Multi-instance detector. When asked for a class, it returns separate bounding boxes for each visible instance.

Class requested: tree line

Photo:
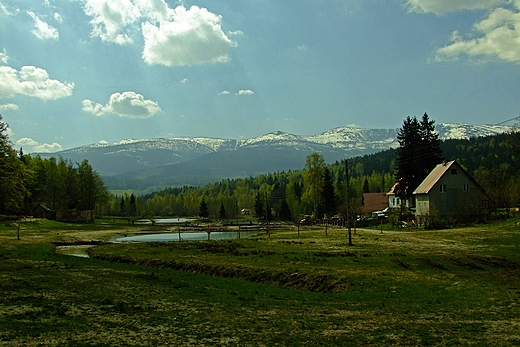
[3,112,519,221]
[0,115,109,217]
[130,115,520,222]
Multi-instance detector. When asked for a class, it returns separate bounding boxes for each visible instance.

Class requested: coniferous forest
[0,116,109,217]
[129,131,520,222]
[2,114,520,222]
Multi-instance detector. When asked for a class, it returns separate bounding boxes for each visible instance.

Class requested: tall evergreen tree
[129,193,137,216]
[418,113,443,178]
[321,167,336,216]
[278,200,292,221]
[199,197,209,218]
[0,115,29,214]
[395,113,443,203]
[395,116,421,202]
[120,196,126,216]
[254,192,264,219]
[362,177,370,193]
[219,202,227,220]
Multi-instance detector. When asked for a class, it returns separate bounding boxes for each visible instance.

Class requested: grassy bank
[1,218,520,346]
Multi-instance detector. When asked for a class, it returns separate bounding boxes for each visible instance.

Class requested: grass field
[1,218,520,346]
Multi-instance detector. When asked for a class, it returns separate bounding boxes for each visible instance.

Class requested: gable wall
[416,162,488,216]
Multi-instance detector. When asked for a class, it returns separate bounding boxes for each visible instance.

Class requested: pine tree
[219,202,226,220]
[129,193,137,216]
[199,197,209,218]
[120,196,125,216]
[278,200,292,221]
[395,116,421,201]
[418,113,443,178]
[321,167,336,216]
[395,113,443,202]
[254,192,264,219]
[362,177,370,193]
[0,115,28,214]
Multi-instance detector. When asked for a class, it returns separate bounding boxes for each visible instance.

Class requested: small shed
[32,204,55,220]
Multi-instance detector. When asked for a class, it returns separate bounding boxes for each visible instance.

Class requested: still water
[55,231,261,258]
[113,230,260,242]
[137,218,197,224]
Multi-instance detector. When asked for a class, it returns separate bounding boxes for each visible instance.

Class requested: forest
[114,130,520,223]
[2,114,519,222]
[0,116,109,217]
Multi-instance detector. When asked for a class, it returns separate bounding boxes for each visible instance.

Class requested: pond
[54,230,262,258]
[112,230,260,243]
[136,218,197,225]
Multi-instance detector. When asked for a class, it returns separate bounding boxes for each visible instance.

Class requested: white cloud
[83,91,162,118]
[82,2,235,66]
[27,11,59,40]
[236,89,254,96]
[435,4,520,64]
[15,137,62,153]
[228,30,244,36]
[406,0,505,15]
[142,5,232,66]
[54,12,63,24]
[0,65,74,100]
[33,142,62,153]
[181,78,188,84]
[0,103,19,111]
[134,0,171,22]
[0,49,8,64]
[84,0,141,45]
[0,3,13,16]
[218,90,230,96]
[16,137,39,147]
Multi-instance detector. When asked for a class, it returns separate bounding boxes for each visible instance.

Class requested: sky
[1,0,520,153]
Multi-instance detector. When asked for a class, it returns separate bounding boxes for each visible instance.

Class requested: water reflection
[55,245,93,258]
[113,231,260,243]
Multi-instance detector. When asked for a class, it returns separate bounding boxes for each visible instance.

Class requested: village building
[362,192,389,215]
[387,183,410,209]
[413,160,490,222]
[32,204,55,220]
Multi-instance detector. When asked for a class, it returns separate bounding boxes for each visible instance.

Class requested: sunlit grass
[1,217,520,346]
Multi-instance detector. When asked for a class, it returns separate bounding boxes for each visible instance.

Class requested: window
[482,200,489,209]
[440,184,447,193]
[451,169,458,174]
[463,183,470,192]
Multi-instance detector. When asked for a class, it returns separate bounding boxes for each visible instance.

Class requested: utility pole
[346,160,353,246]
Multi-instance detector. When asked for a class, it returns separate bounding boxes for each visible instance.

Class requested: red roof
[362,193,388,214]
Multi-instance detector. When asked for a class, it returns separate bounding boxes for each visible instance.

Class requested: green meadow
[1,218,520,346]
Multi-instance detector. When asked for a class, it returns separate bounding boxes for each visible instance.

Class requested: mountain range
[39,123,511,192]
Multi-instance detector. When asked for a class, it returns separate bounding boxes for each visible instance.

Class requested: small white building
[387,183,410,209]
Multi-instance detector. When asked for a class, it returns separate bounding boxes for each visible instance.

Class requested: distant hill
[38,123,511,191]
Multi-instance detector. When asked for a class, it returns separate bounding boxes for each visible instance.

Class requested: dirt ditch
[88,251,349,293]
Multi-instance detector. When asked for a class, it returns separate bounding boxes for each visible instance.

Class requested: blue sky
[1,0,519,152]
